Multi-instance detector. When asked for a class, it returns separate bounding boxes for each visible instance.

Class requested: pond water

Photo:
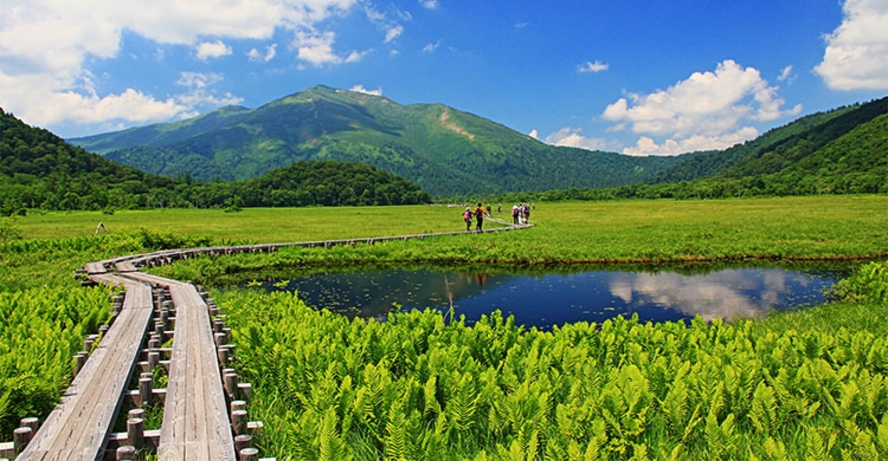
[255,265,847,329]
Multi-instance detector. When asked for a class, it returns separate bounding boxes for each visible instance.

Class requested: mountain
[0,108,431,214]
[71,85,690,197]
[647,96,888,185]
[539,96,888,201]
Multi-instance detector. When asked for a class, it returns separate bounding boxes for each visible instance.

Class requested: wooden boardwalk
[6,220,530,460]
[16,276,153,461]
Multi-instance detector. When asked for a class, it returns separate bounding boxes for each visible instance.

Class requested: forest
[0,108,430,215]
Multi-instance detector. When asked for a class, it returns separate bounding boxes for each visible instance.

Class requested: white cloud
[0,0,362,136]
[777,65,794,82]
[349,85,382,96]
[815,0,888,90]
[423,41,441,53]
[294,30,368,66]
[602,59,801,155]
[543,127,619,152]
[247,44,277,63]
[578,60,609,73]
[385,25,404,43]
[195,40,233,61]
[173,71,243,113]
[419,0,439,10]
[623,127,759,156]
[528,129,539,139]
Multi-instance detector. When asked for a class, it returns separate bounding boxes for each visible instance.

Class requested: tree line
[0,109,431,215]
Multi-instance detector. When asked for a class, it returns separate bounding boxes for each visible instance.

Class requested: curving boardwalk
[5,219,530,460]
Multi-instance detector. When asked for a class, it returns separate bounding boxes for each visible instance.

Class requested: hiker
[512,205,519,225]
[524,204,531,223]
[474,203,485,232]
[497,203,502,214]
[463,207,472,231]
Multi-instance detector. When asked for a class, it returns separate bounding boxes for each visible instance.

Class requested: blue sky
[1,0,887,155]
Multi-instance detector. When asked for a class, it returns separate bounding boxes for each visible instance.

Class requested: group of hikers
[462,202,533,232]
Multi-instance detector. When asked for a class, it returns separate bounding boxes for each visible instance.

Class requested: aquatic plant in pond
[252,264,846,328]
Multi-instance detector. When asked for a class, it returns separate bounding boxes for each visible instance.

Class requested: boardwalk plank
[18,277,153,461]
[154,281,235,461]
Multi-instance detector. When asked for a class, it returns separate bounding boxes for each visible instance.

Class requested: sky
[1,0,887,156]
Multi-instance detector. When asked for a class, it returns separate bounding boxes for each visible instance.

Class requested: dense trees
[0,109,431,215]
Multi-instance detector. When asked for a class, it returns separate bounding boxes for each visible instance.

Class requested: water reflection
[256,265,845,329]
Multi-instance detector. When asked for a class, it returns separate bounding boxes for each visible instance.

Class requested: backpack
[475,208,483,218]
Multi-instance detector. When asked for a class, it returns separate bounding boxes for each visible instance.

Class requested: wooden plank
[84,262,106,275]
[114,261,138,273]
[18,278,153,461]
[155,280,235,461]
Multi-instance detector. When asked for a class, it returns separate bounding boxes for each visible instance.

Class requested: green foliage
[0,285,112,435]
[215,265,888,460]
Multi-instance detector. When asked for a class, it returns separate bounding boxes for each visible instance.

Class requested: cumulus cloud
[815,0,888,90]
[294,30,369,66]
[543,127,619,152]
[602,59,801,156]
[0,0,361,135]
[419,0,439,10]
[350,84,383,96]
[196,40,233,61]
[578,60,609,73]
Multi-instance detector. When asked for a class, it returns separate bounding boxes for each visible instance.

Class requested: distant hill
[648,96,888,185]
[0,109,430,214]
[71,85,690,197]
[539,96,888,201]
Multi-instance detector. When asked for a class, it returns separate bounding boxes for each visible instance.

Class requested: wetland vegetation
[2,196,887,459]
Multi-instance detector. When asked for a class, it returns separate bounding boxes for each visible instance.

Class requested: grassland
[2,195,887,459]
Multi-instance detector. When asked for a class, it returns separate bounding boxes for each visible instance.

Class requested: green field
[2,195,888,459]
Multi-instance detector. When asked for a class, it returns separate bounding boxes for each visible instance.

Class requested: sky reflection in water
[265,267,841,329]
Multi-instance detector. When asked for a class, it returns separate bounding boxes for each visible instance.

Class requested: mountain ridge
[70,86,690,196]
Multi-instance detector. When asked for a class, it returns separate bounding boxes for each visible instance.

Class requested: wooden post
[116,445,136,461]
[224,371,238,397]
[238,447,259,461]
[237,383,252,401]
[148,350,160,369]
[139,376,153,407]
[127,418,144,449]
[231,409,248,436]
[84,336,95,353]
[13,426,33,454]
[217,345,230,365]
[234,434,252,453]
[214,332,227,348]
[128,408,145,421]
[73,352,87,378]
[20,417,39,433]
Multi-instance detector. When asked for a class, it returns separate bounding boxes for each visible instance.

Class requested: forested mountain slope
[0,109,430,213]
[71,86,690,196]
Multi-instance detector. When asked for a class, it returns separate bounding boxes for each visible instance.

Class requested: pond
[253,264,848,329]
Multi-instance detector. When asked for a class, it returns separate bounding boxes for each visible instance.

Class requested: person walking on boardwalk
[474,203,485,232]
[512,204,519,225]
[523,204,531,224]
[463,207,473,231]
